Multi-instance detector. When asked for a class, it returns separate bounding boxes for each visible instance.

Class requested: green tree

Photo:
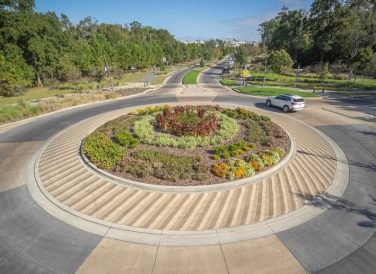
[0,48,33,96]
[269,50,294,75]
[235,46,248,67]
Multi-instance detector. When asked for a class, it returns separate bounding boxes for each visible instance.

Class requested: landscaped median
[82,105,291,186]
[182,68,204,84]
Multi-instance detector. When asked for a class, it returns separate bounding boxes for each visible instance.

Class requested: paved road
[163,66,197,87]
[199,57,230,85]
[0,65,375,273]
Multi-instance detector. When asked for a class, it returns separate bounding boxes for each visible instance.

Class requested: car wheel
[266,100,271,107]
[283,105,289,113]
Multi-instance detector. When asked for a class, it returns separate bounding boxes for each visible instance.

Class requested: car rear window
[294,98,304,102]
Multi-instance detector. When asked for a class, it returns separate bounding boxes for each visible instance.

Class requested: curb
[0,65,193,134]
[79,125,296,193]
[26,101,349,246]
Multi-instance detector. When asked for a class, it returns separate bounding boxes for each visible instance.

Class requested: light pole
[103,55,114,91]
[293,65,303,88]
[130,66,136,82]
[262,53,268,93]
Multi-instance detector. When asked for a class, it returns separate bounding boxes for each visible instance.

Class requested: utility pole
[293,65,302,88]
[262,53,267,93]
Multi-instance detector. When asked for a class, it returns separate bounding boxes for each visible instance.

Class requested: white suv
[266,94,305,112]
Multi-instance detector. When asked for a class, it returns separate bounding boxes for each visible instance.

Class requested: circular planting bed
[82,105,291,186]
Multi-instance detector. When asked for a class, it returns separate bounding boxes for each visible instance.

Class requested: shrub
[222,108,271,121]
[134,111,239,148]
[211,159,255,180]
[245,121,266,143]
[212,154,221,160]
[213,140,255,158]
[135,105,171,116]
[223,152,231,159]
[156,106,218,136]
[97,116,140,135]
[131,150,208,182]
[211,162,229,178]
[245,154,265,172]
[117,159,150,178]
[114,131,140,148]
[269,147,286,158]
[268,150,281,165]
[258,151,273,167]
[83,132,124,169]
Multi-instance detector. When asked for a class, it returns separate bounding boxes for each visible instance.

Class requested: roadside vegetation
[0,0,236,125]
[82,105,290,186]
[235,87,319,98]
[1,1,232,98]
[0,88,146,125]
[224,1,375,95]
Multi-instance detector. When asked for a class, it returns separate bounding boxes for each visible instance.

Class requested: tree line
[259,0,376,78]
[0,0,231,96]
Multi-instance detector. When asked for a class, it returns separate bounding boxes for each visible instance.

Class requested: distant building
[179,39,259,47]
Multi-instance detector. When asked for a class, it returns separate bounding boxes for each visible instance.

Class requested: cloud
[223,11,277,41]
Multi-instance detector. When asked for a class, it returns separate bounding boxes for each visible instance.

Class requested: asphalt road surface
[0,66,375,273]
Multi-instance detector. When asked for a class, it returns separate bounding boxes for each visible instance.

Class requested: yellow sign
[242,70,249,77]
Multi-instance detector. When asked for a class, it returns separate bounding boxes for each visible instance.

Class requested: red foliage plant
[156,106,218,136]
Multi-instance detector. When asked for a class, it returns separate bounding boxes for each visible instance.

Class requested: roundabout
[30,100,347,247]
[0,64,375,273]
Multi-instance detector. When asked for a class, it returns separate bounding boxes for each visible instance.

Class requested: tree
[269,50,294,75]
[0,5,235,96]
[234,46,248,67]
[200,59,205,67]
[0,0,34,12]
[259,7,312,65]
[0,48,33,96]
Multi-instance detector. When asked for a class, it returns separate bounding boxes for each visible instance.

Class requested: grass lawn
[236,86,319,98]
[249,72,376,90]
[220,79,238,86]
[0,87,75,107]
[182,69,202,84]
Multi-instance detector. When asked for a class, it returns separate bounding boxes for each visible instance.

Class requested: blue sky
[35,0,312,41]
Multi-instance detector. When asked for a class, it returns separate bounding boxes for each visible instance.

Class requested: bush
[211,162,229,178]
[211,159,255,180]
[245,121,266,143]
[222,108,271,121]
[117,159,150,178]
[245,154,265,172]
[114,131,140,148]
[269,147,286,158]
[83,132,124,169]
[258,151,274,167]
[268,150,281,165]
[214,140,255,159]
[156,106,218,136]
[97,116,140,135]
[135,105,171,116]
[134,111,239,148]
[131,150,209,182]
